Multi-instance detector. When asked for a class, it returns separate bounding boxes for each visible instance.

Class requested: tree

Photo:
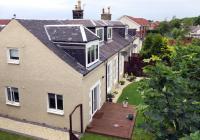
[139,45,200,139]
[180,131,200,140]
[157,21,170,35]
[194,16,200,26]
[140,34,170,63]
[192,38,200,46]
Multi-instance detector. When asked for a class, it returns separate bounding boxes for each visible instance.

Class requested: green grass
[0,130,33,140]
[81,82,155,140]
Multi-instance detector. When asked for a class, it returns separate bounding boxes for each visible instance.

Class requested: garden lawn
[0,130,33,140]
[81,82,155,140]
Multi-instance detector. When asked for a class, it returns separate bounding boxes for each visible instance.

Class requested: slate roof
[18,19,94,75]
[65,19,105,27]
[16,19,133,75]
[190,25,200,33]
[45,25,98,43]
[100,30,133,61]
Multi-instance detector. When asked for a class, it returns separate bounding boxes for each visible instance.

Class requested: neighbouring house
[119,15,150,54]
[189,25,200,38]
[0,19,10,31]
[0,1,136,139]
[149,21,159,30]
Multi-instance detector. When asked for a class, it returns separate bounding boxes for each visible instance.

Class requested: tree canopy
[139,45,200,139]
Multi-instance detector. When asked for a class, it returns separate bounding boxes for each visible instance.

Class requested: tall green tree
[139,45,200,139]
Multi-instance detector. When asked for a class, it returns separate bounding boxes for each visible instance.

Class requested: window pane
[96,45,98,59]
[87,48,91,64]
[10,49,19,60]
[7,88,12,101]
[91,46,95,62]
[12,88,19,102]
[57,95,63,110]
[48,93,56,109]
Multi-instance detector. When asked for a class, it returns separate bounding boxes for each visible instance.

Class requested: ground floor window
[6,87,20,106]
[48,93,64,115]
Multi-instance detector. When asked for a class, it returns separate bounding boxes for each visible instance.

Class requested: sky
[0,0,200,21]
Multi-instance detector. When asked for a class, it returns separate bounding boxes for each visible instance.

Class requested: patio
[86,102,137,140]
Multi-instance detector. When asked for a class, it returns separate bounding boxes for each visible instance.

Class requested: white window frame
[5,87,20,106]
[107,61,112,92]
[89,80,101,121]
[125,26,128,36]
[85,40,100,68]
[119,54,124,75]
[7,48,20,64]
[47,93,64,115]
[113,56,118,84]
[107,27,112,39]
[96,27,104,42]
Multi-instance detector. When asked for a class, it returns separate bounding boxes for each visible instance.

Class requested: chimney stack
[72,0,84,19]
[101,7,112,20]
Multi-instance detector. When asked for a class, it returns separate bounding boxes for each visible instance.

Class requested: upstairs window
[48,93,64,115]
[6,87,20,106]
[7,48,19,64]
[107,27,112,39]
[96,28,104,42]
[86,44,99,67]
[125,26,128,36]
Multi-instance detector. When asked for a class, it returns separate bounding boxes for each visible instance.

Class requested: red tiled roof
[0,19,10,25]
[127,16,150,26]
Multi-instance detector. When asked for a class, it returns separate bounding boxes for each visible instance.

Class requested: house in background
[119,15,150,54]
[189,25,200,38]
[0,19,10,31]
[0,1,136,139]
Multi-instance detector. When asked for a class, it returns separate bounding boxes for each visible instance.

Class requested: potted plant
[119,80,125,85]
[113,91,119,95]
[123,97,129,108]
[127,73,136,82]
[107,93,114,102]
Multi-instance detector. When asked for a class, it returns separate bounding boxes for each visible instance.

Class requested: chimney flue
[72,0,84,19]
[101,7,112,20]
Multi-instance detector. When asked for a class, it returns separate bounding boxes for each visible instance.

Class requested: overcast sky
[0,0,200,21]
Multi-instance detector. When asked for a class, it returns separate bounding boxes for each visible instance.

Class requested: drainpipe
[118,52,120,83]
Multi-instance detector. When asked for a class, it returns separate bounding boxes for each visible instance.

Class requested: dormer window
[107,27,112,39]
[125,26,128,36]
[86,41,99,68]
[7,48,19,64]
[96,28,104,42]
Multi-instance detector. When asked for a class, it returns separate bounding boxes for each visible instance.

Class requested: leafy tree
[170,18,181,29]
[157,21,170,35]
[192,38,200,46]
[140,34,171,63]
[139,45,200,139]
[180,131,200,140]
[194,16,200,25]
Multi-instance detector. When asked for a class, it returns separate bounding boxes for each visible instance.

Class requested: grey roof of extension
[45,25,99,43]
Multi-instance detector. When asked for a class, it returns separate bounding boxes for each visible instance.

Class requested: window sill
[7,60,20,65]
[47,109,64,116]
[6,102,20,107]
